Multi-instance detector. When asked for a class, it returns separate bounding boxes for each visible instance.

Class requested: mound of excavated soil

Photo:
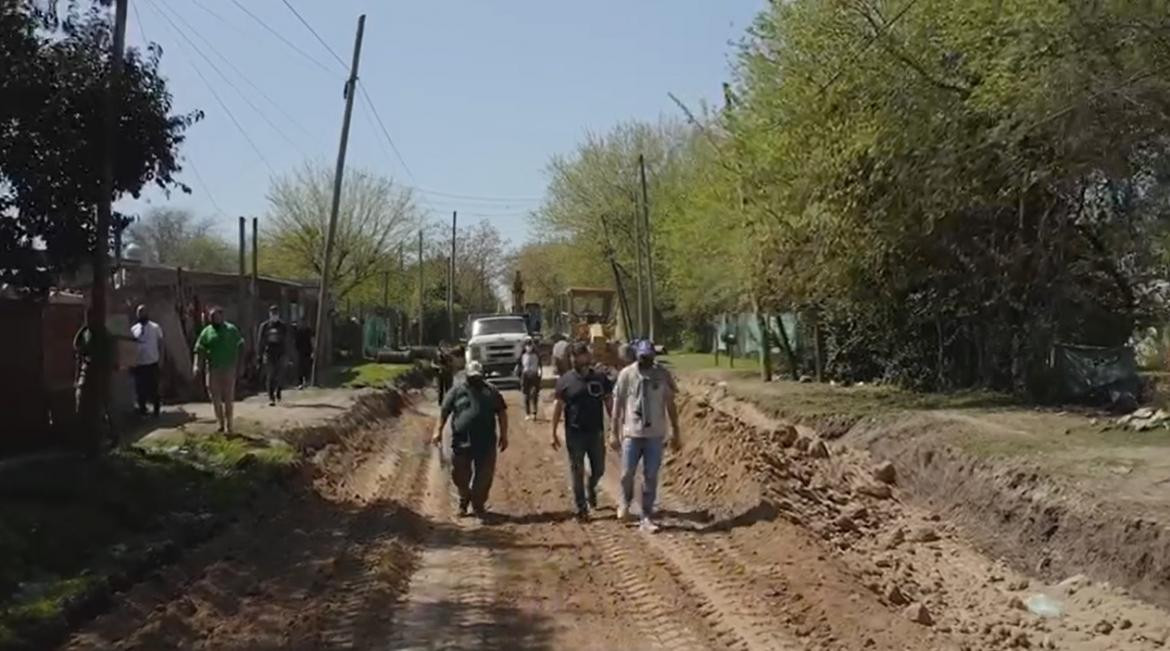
[675,380,1170,650]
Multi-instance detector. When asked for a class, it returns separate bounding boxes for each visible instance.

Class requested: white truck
[464,315,530,379]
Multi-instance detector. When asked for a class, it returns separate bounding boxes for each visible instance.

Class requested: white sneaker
[616,503,629,521]
[639,517,659,534]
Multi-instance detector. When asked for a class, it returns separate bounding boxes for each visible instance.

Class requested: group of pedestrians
[432,337,680,532]
[90,303,315,435]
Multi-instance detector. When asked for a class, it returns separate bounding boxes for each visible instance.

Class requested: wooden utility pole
[80,0,128,447]
[397,243,405,346]
[448,211,456,341]
[251,215,258,321]
[639,153,656,342]
[311,14,365,386]
[417,228,424,346]
[632,187,646,339]
[237,216,246,333]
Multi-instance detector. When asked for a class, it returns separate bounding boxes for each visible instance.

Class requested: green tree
[125,208,234,272]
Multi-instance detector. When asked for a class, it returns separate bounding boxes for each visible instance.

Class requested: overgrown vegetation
[0,440,293,649]
[528,0,1170,395]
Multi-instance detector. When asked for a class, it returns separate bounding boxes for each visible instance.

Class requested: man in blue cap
[611,339,681,532]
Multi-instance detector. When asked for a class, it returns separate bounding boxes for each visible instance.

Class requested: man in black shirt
[256,305,289,405]
[551,342,613,519]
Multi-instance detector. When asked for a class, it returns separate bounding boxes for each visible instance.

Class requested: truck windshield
[473,318,527,336]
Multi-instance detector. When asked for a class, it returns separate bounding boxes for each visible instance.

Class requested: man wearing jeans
[551,342,613,519]
[611,340,681,532]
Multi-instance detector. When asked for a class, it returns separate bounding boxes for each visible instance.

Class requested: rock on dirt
[1095,620,1114,635]
[903,602,934,626]
[809,440,830,459]
[873,461,897,484]
[857,482,893,499]
[907,526,940,543]
[885,584,910,606]
[773,425,799,447]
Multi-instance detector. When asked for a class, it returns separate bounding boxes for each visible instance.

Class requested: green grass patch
[324,362,413,389]
[0,433,298,649]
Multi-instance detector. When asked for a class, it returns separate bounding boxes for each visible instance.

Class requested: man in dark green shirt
[431,361,509,517]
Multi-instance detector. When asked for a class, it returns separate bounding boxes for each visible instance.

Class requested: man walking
[256,305,289,405]
[552,335,570,377]
[193,307,244,434]
[431,361,509,517]
[294,321,314,389]
[435,341,454,405]
[551,342,612,519]
[519,339,542,420]
[130,304,164,417]
[611,340,681,532]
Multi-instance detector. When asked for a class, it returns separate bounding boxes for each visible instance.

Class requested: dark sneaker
[473,504,488,519]
[458,499,471,517]
[576,508,590,522]
[586,487,598,509]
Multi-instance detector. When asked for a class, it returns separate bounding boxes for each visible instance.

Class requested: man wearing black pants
[294,321,314,389]
[257,305,289,405]
[130,304,164,417]
[431,361,509,517]
[550,342,613,519]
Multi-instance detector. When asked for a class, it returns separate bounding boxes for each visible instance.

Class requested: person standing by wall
[256,305,289,406]
[294,321,314,389]
[430,361,509,518]
[551,342,613,519]
[435,341,454,405]
[519,339,542,420]
[129,304,164,417]
[193,307,244,434]
[611,340,682,533]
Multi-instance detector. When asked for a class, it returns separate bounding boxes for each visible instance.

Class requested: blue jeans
[620,437,664,517]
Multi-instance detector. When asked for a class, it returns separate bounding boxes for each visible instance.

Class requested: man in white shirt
[611,340,681,532]
[130,304,164,417]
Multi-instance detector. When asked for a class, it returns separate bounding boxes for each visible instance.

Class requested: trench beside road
[61,385,1170,651]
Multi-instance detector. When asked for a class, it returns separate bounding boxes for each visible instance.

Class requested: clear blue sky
[120,0,763,246]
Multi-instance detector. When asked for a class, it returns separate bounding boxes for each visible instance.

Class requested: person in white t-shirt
[130,304,164,417]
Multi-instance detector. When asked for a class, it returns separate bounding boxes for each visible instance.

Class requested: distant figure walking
[130,304,164,418]
[519,339,542,420]
[294,321,314,389]
[257,305,289,406]
[435,341,454,405]
[612,340,682,533]
[193,307,244,434]
[552,335,570,377]
[431,361,509,518]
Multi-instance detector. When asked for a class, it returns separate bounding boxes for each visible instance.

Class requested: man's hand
[609,432,622,451]
[667,434,683,452]
[550,430,561,451]
[498,434,509,453]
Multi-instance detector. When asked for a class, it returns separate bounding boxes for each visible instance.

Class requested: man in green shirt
[193,307,244,433]
[431,361,509,517]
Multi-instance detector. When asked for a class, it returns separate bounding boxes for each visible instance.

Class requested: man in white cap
[611,340,681,532]
[431,360,509,517]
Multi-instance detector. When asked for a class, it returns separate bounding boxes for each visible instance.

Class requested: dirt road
[62,386,1170,650]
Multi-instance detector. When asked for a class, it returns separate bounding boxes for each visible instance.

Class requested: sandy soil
[58,382,1170,650]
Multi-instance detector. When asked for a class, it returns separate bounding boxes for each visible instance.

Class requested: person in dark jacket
[550,342,613,519]
[431,361,509,517]
[256,305,289,405]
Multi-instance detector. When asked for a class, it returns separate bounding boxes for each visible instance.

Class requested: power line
[278,0,348,69]
[143,1,275,176]
[187,158,226,217]
[149,0,310,159]
[159,0,321,146]
[226,0,339,76]
[413,188,543,203]
[357,81,416,183]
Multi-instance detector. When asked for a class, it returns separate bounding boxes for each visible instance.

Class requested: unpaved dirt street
[63,385,1170,650]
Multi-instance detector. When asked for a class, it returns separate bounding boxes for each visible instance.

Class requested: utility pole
[80,0,128,447]
[238,216,246,350]
[632,187,646,339]
[417,228,424,346]
[448,211,456,341]
[639,153,656,342]
[311,14,365,386]
[397,242,405,346]
[251,216,258,326]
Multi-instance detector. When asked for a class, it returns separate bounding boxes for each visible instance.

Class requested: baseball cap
[466,360,484,377]
[635,340,655,358]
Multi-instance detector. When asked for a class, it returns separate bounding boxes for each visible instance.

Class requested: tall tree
[263,161,420,302]
[124,208,234,271]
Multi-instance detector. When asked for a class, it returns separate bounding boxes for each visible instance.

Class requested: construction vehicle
[555,287,623,368]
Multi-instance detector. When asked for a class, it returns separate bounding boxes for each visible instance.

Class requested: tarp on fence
[712,312,800,357]
[1052,343,1139,404]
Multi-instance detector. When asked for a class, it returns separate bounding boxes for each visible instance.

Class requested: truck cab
[465,315,530,378]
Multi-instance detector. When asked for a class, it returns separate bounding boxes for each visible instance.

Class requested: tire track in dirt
[592,471,801,651]
[386,407,501,650]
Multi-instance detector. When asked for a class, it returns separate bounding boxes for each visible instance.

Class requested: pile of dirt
[673,380,1170,650]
